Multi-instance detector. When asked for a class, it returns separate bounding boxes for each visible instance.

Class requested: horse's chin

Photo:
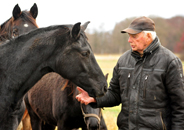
[77,84,106,98]
[88,89,105,98]
[88,93,96,98]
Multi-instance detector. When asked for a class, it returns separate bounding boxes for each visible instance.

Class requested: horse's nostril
[103,86,107,93]
[88,124,99,130]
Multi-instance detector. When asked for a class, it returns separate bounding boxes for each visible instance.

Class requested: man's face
[128,32,149,54]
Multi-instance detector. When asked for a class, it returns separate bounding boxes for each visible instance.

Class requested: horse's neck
[0,30,60,102]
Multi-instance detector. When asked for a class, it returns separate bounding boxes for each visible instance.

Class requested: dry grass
[95,54,121,130]
[95,54,121,84]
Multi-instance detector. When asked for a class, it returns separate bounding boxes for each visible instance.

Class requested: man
[76,16,184,130]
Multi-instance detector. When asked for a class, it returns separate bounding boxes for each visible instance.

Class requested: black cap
[121,16,155,34]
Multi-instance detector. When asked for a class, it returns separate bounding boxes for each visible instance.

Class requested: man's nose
[128,37,131,43]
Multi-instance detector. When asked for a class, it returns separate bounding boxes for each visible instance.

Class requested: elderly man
[76,16,184,130]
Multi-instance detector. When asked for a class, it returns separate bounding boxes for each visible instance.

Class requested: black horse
[24,72,108,130]
[0,22,107,130]
[0,3,38,42]
[0,3,38,130]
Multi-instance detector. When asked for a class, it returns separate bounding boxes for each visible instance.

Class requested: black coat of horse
[0,22,107,130]
[24,72,108,130]
[0,3,38,130]
[0,3,38,42]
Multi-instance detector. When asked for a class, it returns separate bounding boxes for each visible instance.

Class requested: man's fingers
[81,99,88,105]
[76,94,89,105]
[76,87,90,105]
[77,87,85,93]
[76,95,81,101]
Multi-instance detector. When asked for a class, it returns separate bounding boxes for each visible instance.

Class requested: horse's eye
[81,52,89,57]
[12,29,19,38]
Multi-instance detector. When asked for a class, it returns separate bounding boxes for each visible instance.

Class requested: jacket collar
[131,36,160,59]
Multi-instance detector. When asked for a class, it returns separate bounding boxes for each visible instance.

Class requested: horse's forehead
[13,19,37,31]
[13,20,28,28]
[78,33,90,47]
[13,18,31,26]
[13,11,36,26]
[77,40,91,51]
[82,105,100,115]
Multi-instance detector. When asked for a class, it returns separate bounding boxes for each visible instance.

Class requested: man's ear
[147,33,152,42]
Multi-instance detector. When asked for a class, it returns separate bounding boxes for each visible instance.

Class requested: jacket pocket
[139,109,164,129]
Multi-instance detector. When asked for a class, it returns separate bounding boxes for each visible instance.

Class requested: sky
[0,0,184,32]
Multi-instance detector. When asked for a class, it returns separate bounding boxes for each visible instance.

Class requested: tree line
[86,16,184,59]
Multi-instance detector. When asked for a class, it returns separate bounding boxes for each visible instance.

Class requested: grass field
[95,54,121,130]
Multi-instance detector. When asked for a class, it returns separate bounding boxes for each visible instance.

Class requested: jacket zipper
[143,75,148,99]
[126,73,131,97]
[136,56,147,129]
[160,112,167,130]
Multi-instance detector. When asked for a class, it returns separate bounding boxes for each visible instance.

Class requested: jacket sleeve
[165,57,184,129]
[90,63,121,108]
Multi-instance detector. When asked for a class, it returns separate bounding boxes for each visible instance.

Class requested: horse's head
[81,103,101,130]
[0,3,38,41]
[54,22,107,97]
[11,3,38,38]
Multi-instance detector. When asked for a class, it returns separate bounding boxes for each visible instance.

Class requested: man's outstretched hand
[76,87,96,105]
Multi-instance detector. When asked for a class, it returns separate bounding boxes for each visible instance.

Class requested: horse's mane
[24,24,71,37]
[0,17,12,30]
[61,79,78,99]
[0,24,77,59]
[0,24,69,45]
[0,11,38,42]
[0,23,89,56]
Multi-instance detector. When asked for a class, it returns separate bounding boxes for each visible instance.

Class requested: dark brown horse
[24,72,108,130]
[0,3,38,43]
[0,21,107,130]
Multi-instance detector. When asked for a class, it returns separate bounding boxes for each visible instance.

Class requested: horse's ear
[13,4,21,20]
[72,22,81,40]
[30,3,38,19]
[81,21,90,31]
[105,73,109,80]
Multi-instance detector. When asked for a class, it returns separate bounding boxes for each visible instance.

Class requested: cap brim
[121,28,142,34]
